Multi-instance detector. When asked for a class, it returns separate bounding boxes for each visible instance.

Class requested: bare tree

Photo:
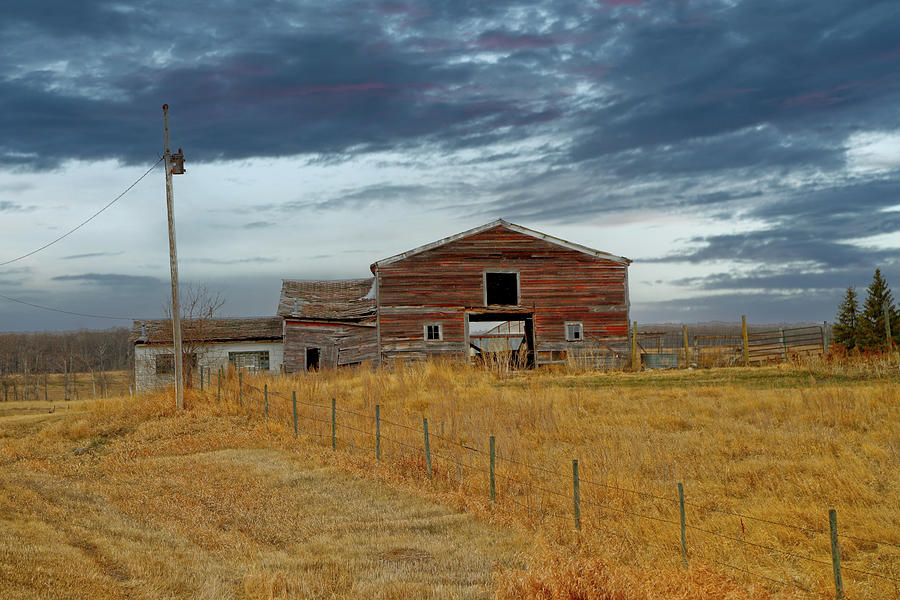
[164,283,226,389]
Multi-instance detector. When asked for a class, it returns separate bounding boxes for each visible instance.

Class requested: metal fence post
[423,417,432,479]
[331,398,336,450]
[885,302,894,351]
[264,384,268,423]
[573,459,581,531]
[216,373,221,404]
[238,371,242,405]
[375,405,381,461]
[199,366,204,391]
[489,436,496,504]
[292,391,297,436]
[682,324,689,367]
[678,482,688,568]
[829,509,844,599]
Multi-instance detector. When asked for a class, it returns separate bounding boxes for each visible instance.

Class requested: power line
[0,290,133,320]
[0,158,163,267]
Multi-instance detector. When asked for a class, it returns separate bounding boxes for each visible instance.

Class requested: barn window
[424,323,443,341]
[228,351,270,371]
[565,322,583,342]
[485,272,519,305]
[156,353,174,374]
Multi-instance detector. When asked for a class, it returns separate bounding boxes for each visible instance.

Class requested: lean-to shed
[278,278,377,372]
[371,219,631,366]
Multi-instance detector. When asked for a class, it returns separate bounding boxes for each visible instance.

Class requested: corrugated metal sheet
[131,317,282,344]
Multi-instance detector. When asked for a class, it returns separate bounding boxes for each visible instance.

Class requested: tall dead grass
[211,357,899,599]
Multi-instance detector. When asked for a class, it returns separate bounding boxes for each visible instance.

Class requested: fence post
[678,482,688,568]
[292,391,297,436]
[423,417,432,479]
[573,459,581,531]
[200,366,204,391]
[375,405,381,461]
[779,328,787,362]
[829,509,844,599]
[682,324,689,367]
[741,315,750,367]
[264,384,268,423]
[489,436,496,505]
[331,398,336,451]
[216,372,221,404]
[885,302,894,351]
[823,321,829,355]
[238,371,243,405]
[631,321,640,371]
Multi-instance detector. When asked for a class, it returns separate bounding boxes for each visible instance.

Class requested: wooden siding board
[283,320,377,373]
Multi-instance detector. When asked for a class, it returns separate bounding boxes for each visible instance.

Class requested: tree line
[0,328,132,401]
[833,269,899,351]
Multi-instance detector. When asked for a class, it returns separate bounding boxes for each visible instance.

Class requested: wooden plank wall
[376,225,629,365]
[283,321,377,372]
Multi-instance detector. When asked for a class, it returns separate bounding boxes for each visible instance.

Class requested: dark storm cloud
[61,251,124,260]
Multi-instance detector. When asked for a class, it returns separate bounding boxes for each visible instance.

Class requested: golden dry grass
[220,357,899,599]
[1,369,133,403]
[0,391,526,599]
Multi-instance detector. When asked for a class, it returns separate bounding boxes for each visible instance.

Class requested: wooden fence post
[331,398,336,450]
[885,302,894,351]
[375,405,381,461]
[829,509,844,599]
[489,436,496,505]
[678,482,688,568]
[682,324,689,367]
[572,459,581,531]
[423,417,432,479]
[631,321,640,371]
[292,391,297,436]
[741,315,750,367]
[264,384,268,423]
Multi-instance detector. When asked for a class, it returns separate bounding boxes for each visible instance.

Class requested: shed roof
[278,278,376,321]
[131,317,283,345]
[370,219,631,271]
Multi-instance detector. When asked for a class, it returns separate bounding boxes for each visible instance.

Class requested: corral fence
[634,318,832,369]
[202,370,899,600]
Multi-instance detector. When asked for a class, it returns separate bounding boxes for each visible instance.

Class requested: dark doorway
[306,347,320,371]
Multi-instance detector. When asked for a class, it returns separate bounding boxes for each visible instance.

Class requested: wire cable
[0,158,163,267]
[0,290,134,320]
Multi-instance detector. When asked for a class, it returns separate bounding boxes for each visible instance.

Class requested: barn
[278,279,378,372]
[372,219,631,367]
[131,317,284,391]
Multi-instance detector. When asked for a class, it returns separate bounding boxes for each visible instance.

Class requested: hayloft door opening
[306,347,320,371]
[467,313,534,368]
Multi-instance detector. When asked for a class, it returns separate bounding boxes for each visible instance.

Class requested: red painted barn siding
[377,226,629,363]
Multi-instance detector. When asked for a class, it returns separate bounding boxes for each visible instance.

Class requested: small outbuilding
[278,279,378,373]
[131,317,284,391]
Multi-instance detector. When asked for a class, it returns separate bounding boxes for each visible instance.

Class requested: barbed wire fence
[207,370,898,600]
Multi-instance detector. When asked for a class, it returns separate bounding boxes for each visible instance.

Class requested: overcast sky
[1,0,899,332]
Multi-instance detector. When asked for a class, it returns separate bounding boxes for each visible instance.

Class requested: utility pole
[162,104,185,410]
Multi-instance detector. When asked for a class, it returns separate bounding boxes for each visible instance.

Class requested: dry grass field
[1,356,897,599]
[1,369,133,403]
[0,392,525,599]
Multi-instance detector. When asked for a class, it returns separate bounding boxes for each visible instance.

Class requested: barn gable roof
[131,316,283,345]
[370,219,631,271]
[278,278,376,321]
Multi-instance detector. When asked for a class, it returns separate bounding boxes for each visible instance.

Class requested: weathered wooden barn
[371,219,631,366]
[278,279,377,372]
[131,317,284,391]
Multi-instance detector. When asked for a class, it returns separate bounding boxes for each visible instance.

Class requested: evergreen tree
[832,286,860,350]
[858,269,900,350]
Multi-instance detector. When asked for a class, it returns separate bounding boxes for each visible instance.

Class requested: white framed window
[424,323,443,341]
[565,322,584,342]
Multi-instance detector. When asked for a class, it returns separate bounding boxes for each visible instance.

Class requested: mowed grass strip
[0,396,524,599]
